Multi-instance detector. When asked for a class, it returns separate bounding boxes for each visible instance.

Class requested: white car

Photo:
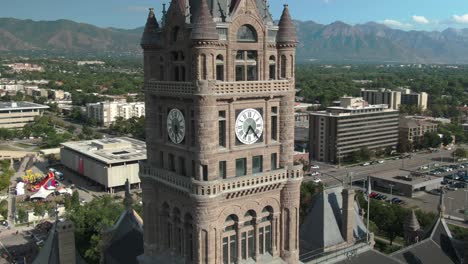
[362,162,370,166]
[312,178,322,183]
[310,165,320,169]
[311,171,320,176]
[378,160,384,164]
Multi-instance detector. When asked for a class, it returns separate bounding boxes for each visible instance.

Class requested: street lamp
[447,197,454,220]
[389,184,395,204]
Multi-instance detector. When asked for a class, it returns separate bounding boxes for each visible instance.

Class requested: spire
[404,210,420,232]
[123,179,133,211]
[438,188,446,218]
[191,0,219,41]
[141,8,161,48]
[161,3,167,27]
[276,4,297,44]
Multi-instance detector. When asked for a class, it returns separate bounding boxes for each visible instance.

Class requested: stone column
[271,214,279,256]
[341,188,355,244]
[280,178,301,263]
[279,93,295,168]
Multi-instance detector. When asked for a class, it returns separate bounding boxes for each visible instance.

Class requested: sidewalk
[7,156,30,228]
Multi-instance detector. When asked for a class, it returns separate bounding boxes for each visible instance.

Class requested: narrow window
[202,165,208,181]
[259,227,264,254]
[236,65,245,81]
[265,225,272,254]
[160,151,164,169]
[216,55,224,81]
[235,158,246,177]
[223,237,229,264]
[201,54,207,80]
[219,111,226,147]
[248,230,255,259]
[281,55,286,78]
[269,56,276,80]
[191,160,196,178]
[241,232,247,260]
[271,153,277,170]
[252,155,263,174]
[271,107,278,141]
[219,161,227,179]
[229,235,237,264]
[169,154,175,172]
[190,110,195,146]
[179,157,186,176]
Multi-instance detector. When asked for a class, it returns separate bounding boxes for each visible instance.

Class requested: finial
[123,179,133,210]
[438,187,445,218]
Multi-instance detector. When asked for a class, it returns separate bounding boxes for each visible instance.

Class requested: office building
[0,101,49,129]
[86,101,145,126]
[360,88,428,111]
[399,116,438,142]
[60,137,146,193]
[138,1,302,263]
[309,97,399,163]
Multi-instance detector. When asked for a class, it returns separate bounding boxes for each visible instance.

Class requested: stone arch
[237,24,257,42]
[229,16,265,44]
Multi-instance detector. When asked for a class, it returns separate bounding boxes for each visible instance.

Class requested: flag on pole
[365,176,372,201]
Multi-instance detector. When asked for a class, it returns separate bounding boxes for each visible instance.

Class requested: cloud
[382,19,412,29]
[453,14,468,24]
[412,15,429,24]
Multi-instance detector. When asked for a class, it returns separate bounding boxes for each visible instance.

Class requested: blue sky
[1,0,468,30]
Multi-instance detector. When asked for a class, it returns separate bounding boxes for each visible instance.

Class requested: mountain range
[2,17,468,63]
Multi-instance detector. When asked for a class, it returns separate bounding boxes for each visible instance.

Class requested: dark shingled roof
[191,0,219,40]
[276,4,297,43]
[141,8,161,47]
[335,249,401,264]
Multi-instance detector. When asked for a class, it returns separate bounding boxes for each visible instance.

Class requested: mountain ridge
[2,17,468,63]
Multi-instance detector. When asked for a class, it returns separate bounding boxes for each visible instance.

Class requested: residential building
[4,63,43,72]
[86,101,145,126]
[309,97,399,163]
[0,101,49,129]
[360,88,428,111]
[138,2,302,264]
[399,115,438,142]
[60,137,146,193]
[360,88,401,110]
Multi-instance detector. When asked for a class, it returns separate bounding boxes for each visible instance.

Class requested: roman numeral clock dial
[167,108,185,144]
[235,108,264,145]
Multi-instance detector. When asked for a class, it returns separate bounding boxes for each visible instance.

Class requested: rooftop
[371,170,442,187]
[0,101,49,111]
[61,137,146,165]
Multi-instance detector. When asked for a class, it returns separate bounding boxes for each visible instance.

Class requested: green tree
[17,208,28,223]
[453,148,468,159]
[441,132,452,147]
[33,203,46,219]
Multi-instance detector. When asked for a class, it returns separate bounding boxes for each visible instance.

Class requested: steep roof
[404,210,421,232]
[276,4,297,43]
[191,0,219,40]
[300,187,368,254]
[141,8,161,48]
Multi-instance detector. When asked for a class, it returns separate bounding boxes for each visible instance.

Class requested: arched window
[223,215,238,264]
[241,210,256,260]
[160,203,171,249]
[216,55,224,81]
[260,207,273,255]
[237,25,257,42]
[235,51,258,81]
[185,214,194,262]
[201,54,207,80]
[269,56,276,80]
[173,208,183,254]
[172,26,180,43]
[171,51,185,81]
[280,55,287,79]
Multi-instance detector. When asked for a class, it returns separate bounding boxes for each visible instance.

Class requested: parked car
[369,192,378,198]
[391,197,403,204]
[310,165,320,169]
[310,171,320,176]
[362,162,371,166]
[312,178,322,183]
[378,160,385,164]
[446,185,458,191]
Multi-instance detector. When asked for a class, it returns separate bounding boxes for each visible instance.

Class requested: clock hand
[250,125,259,138]
[244,126,251,139]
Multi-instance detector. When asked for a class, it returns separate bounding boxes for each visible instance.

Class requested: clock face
[167,108,185,144]
[235,108,264,145]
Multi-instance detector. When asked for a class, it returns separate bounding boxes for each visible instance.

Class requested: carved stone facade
[139,1,302,263]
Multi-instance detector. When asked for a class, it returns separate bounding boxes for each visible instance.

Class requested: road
[7,156,30,228]
[306,149,454,187]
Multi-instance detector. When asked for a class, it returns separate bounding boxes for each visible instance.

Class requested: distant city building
[309,97,399,163]
[399,115,438,142]
[60,137,146,193]
[360,88,428,111]
[0,101,49,129]
[77,60,105,66]
[86,101,145,126]
[4,63,43,72]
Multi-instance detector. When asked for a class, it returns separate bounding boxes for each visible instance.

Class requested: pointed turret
[439,187,446,218]
[191,0,219,41]
[141,8,161,48]
[277,4,297,44]
[405,210,420,232]
[123,179,133,211]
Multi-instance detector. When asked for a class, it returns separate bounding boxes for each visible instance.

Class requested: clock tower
[139,0,302,263]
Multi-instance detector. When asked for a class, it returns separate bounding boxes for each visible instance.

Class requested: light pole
[464,189,468,221]
[447,197,454,220]
[389,184,395,204]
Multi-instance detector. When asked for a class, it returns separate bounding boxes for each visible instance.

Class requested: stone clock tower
[139,0,302,263]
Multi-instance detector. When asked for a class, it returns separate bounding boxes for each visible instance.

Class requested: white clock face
[167,108,185,144]
[235,108,264,145]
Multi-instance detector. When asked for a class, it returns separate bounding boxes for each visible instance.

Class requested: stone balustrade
[145,81,195,96]
[139,163,302,197]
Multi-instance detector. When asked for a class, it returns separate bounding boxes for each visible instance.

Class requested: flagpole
[367,175,371,244]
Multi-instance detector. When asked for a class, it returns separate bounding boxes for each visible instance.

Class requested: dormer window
[237,25,257,42]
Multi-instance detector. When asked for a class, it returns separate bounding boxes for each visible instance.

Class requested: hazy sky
[1,0,468,30]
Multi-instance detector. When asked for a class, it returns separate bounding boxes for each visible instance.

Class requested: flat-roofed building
[0,101,49,129]
[86,101,145,126]
[400,89,428,111]
[360,88,401,110]
[309,97,399,163]
[399,116,438,142]
[60,137,146,193]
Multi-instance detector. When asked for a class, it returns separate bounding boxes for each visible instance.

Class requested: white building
[60,137,146,193]
[86,101,145,126]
